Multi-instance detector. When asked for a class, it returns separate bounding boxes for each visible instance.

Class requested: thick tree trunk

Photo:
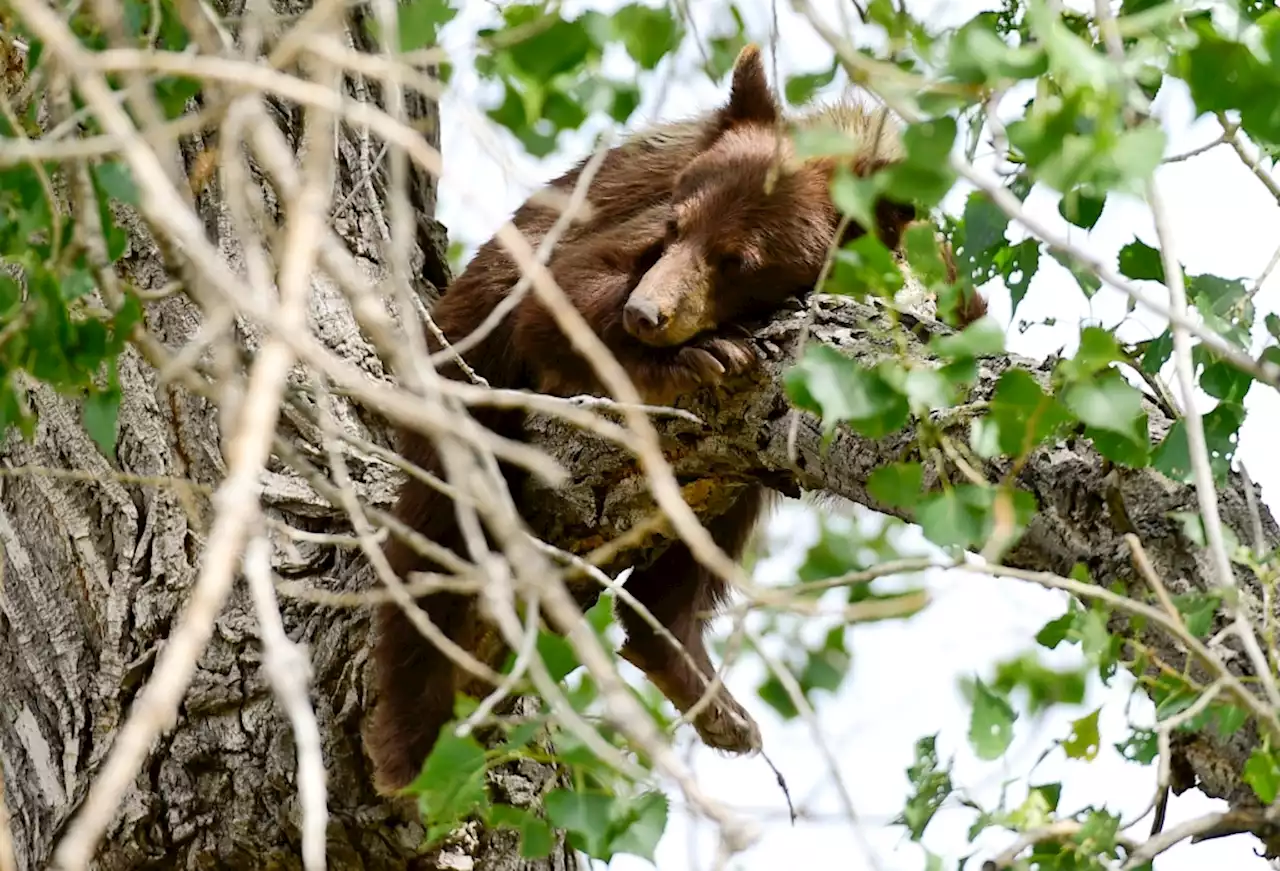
[0,9,575,869]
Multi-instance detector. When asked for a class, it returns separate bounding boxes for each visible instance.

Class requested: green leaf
[868,462,924,509]
[61,269,96,302]
[992,653,1087,714]
[902,223,952,287]
[917,486,998,550]
[0,275,20,315]
[896,734,953,841]
[783,345,910,439]
[545,790,614,859]
[997,238,1041,315]
[536,630,580,683]
[1139,329,1173,375]
[408,729,489,842]
[757,674,799,720]
[505,15,595,82]
[83,389,120,456]
[1116,728,1159,764]
[1078,808,1122,857]
[1063,707,1101,760]
[785,60,838,105]
[828,166,881,236]
[882,116,959,206]
[1170,592,1221,638]
[1058,188,1106,229]
[930,317,1005,361]
[946,15,1048,84]
[1111,125,1168,183]
[800,630,852,695]
[1213,702,1248,737]
[823,234,904,300]
[544,788,669,862]
[988,368,1072,459]
[968,677,1016,760]
[490,805,554,859]
[1176,18,1280,150]
[1061,369,1149,451]
[1036,604,1079,650]
[611,3,681,71]
[1048,249,1103,298]
[608,792,669,861]
[1158,399,1248,489]
[960,191,1010,261]
[1151,419,1191,483]
[1245,743,1280,805]
[1118,239,1165,282]
[1060,326,1125,380]
[703,6,748,79]
[93,161,139,206]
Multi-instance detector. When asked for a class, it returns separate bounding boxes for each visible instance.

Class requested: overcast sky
[432,1,1280,869]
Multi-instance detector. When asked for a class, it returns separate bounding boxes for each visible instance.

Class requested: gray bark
[0,11,575,869]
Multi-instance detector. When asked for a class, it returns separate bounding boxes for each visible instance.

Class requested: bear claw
[691,692,762,756]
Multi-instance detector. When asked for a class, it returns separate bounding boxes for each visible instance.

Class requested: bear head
[622,44,920,348]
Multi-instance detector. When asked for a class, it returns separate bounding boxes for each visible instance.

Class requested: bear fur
[366,44,988,795]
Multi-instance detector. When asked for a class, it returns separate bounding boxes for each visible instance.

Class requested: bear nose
[623,297,667,337]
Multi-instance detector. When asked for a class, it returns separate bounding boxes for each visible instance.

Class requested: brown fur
[366,44,988,795]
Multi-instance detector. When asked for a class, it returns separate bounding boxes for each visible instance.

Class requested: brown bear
[366,44,988,795]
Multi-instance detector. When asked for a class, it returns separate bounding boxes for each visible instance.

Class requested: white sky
[432,1,1280,869]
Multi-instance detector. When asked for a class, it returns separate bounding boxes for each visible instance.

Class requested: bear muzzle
[622,296,669,343]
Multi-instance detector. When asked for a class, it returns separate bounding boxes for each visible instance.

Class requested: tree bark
[0,9,578,868]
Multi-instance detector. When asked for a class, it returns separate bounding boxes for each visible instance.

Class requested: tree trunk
[0,7,575,868]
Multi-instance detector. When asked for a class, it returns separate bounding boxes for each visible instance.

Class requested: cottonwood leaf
[968,678,1016,760]
[1063,708,1101,760]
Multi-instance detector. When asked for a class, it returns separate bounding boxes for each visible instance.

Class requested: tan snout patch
[627,246,717,346]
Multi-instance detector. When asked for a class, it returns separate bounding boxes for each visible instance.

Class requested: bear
[366,43,988,796]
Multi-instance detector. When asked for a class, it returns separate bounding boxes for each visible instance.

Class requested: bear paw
[690,688,763,756]
[628,333,758,406]
[672,334,758,386]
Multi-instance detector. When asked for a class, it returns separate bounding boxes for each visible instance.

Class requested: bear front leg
[626,331,758,406]
[616,486,765,754]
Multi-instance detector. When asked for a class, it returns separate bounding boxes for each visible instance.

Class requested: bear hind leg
[616,486,765,754]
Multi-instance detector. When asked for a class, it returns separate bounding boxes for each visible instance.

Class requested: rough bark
[0,8,576,869]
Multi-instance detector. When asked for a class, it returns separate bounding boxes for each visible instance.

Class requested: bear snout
[623,296,668,341]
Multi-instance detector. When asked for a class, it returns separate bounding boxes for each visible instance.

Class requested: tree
[2,1,1280,870]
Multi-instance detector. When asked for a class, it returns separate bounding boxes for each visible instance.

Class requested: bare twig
[0,773,16,871]
[1146,177,1280,711]
[244,536,328,871]
[1124,533,1183,627]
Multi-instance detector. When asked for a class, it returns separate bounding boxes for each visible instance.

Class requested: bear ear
[721,44,779,128]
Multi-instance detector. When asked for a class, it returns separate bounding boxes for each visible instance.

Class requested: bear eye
[718,252,745,274]
[664,218,679,243]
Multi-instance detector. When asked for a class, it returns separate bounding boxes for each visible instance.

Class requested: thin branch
[1146,177,1280,711]
[1124,533,1183,627]
[244,536,328,871]
[0,772,16,871]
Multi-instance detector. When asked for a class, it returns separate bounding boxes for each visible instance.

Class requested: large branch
[517,292,1278,817]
